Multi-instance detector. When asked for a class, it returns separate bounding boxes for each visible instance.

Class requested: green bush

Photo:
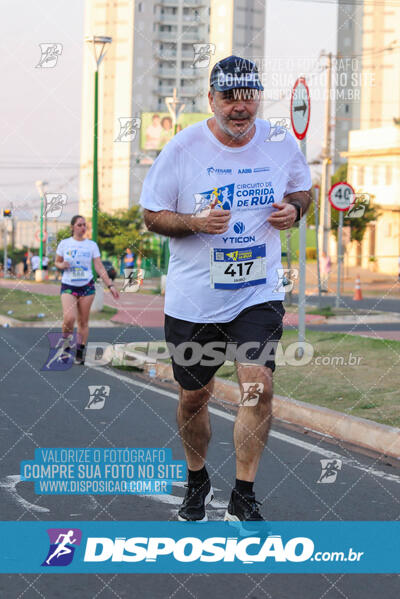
[295,247,317,260]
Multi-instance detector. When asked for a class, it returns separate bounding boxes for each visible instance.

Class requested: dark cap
[210,55,264,92]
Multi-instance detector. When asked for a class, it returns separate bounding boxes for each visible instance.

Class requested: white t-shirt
[140,118,312,323]
[56,237,100,286]
[30,255,40,270]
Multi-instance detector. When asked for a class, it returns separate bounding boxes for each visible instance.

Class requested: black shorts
[164,301,285,391]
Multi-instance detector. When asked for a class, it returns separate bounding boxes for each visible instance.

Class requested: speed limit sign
[328,182,355,212]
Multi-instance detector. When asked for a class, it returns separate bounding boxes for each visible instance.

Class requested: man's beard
[214,112,255,140]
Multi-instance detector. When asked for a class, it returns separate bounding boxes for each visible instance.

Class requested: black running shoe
[178,479,214,522]
[74,347,85,365]
[224,489,263,522]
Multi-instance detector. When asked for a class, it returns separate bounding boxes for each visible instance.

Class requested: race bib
[210,244,266,290]
[70,266,87,282]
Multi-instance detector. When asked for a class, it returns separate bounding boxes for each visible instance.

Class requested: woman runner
[55,215,119,364]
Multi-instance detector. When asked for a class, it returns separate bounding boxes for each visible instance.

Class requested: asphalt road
[0,327,399,598]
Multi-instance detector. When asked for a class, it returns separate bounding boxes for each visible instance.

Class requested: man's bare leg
[177,379,214,521]
[234,363,273,482]
[177,378,214,470]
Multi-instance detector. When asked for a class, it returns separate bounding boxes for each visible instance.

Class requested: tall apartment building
[334,0,363,169]
[79,0,266,217]
[360,1,400,128]
[343,0,400,274]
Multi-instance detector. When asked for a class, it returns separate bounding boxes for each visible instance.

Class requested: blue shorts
[60,279,95,298]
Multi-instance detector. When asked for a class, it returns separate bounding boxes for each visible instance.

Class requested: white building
[344,126,400,275]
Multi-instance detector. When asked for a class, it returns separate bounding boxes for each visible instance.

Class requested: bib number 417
[224,262,253,277]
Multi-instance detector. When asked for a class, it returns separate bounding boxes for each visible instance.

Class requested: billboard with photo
[140,112,211,151]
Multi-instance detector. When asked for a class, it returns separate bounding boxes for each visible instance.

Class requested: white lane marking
[0,475,50,513]
[0,475,99,515]
[93,367,400,485]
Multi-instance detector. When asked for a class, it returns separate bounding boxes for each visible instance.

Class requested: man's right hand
[192,197,231,235]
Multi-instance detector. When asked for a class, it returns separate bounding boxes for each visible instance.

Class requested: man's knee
[180,385,211,414]
[238,367,273,406]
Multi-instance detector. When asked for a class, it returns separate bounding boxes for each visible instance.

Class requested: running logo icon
[85,385,110,410]
[41,332,78,371]
[347,193,370,219]
[121,268,145,293]
[42,528,82,567]
[273,268,299,293]
[192,43,215,68]
[317,459,342,484]
[193,184,234,214]
[240,383,264,407]
[36,43,63,68]
[265,118,290,142]
[44,193,67,218]
[114,117,141,142]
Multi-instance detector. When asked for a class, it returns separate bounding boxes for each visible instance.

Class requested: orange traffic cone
[353,275,363,301]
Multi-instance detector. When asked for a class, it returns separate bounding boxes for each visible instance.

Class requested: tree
[330,199,380,243]
[97,212,122,254]
[55,208,154,260]
[331,163,348,186]
[97,206,154,259]
[56,226,71,244]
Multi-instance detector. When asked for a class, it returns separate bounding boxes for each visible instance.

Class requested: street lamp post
[84,35,111,310]
[84,35,112,247]
[165,88,185,135]
[35,180,48,281]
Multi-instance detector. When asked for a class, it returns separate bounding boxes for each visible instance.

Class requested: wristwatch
[107,284,114,289]
[290,201,302,223]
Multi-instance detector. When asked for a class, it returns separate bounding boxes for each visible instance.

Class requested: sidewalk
[0,279,324,328]
[1,275,399,332]
[299,262,400,297]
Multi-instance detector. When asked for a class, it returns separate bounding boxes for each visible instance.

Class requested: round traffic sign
[35,230,48,242]
[290,77,310,140]
[328,182,356,212]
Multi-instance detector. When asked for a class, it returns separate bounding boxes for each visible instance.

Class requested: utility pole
[319,52,333,256]
[2,222,7,279]
[10,202,15,250]
[165,88,185,135]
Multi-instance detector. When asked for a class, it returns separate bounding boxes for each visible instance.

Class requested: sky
[0,0,338,219]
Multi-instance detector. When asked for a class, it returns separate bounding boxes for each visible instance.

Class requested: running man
[55,215,119,365]
[46,530,77,565]
[140,56,312,522]
[45,334,77,369]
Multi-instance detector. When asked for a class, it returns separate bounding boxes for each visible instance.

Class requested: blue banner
[0,522,399,573]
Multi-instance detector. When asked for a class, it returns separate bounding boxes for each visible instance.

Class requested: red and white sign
[35,230,48,242]
[328,182,356,212]
[290,77,310,140]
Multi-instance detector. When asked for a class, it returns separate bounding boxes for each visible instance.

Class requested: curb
[0,315,118,328]
[326,313,400,325]
[143,362,400,460]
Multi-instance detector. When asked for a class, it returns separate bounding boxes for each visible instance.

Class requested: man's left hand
[267,202,297,230]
